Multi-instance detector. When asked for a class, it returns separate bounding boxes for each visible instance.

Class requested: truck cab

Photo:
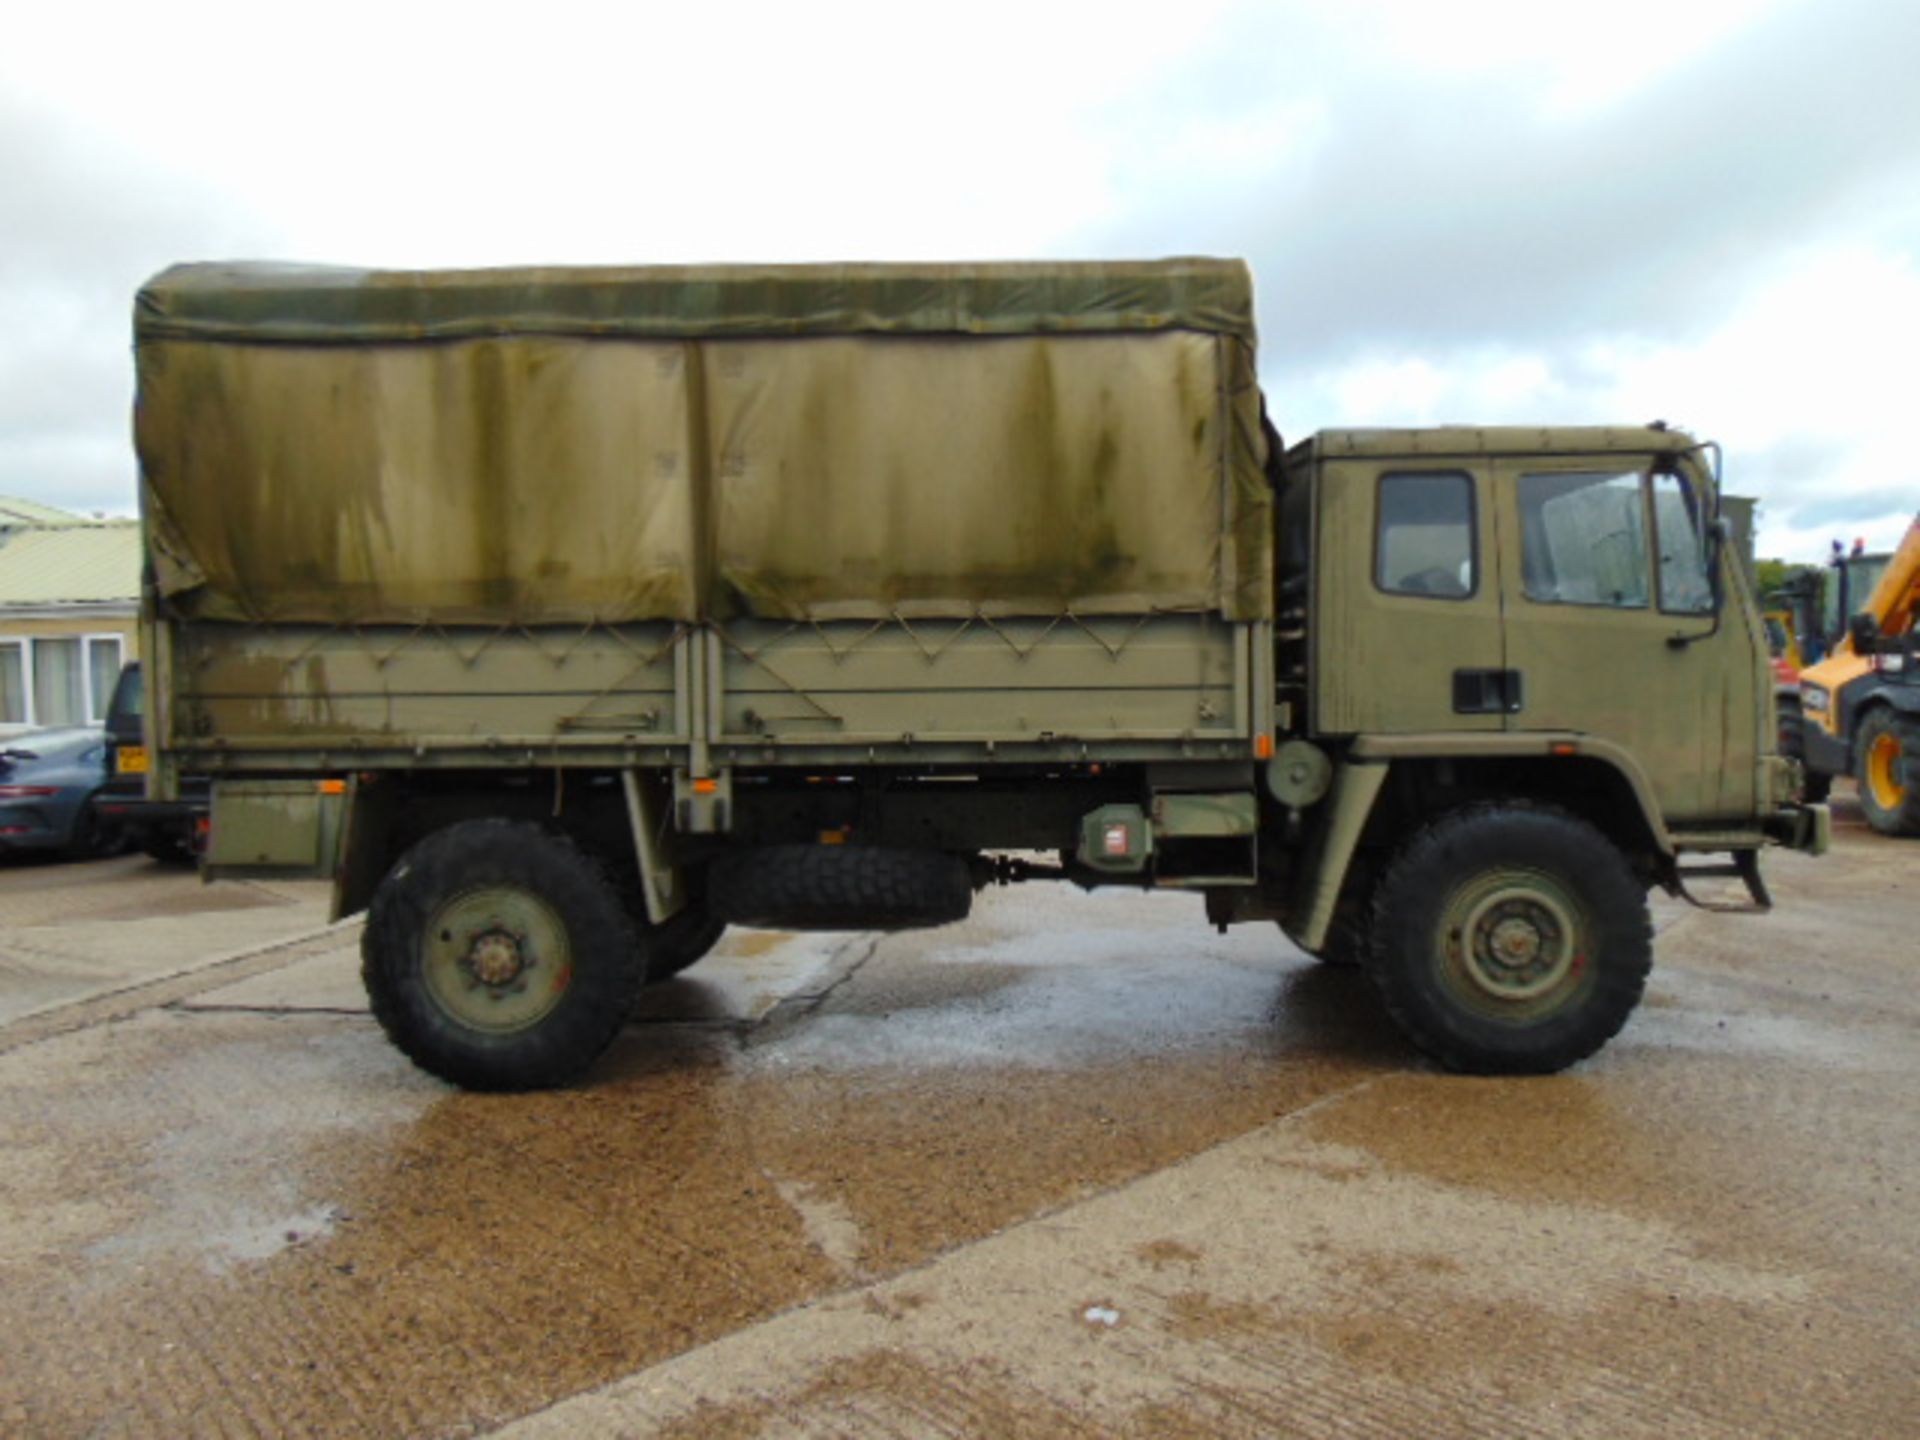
[1286,427,1784,830]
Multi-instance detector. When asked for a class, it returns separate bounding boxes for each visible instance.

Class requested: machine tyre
[709,845,972,931]
[1367,803,1651,1075]
[362,819,641,1091]
[1854,709,1920,837]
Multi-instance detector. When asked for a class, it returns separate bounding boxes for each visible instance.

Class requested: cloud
[0,0,1913,556]
[1054,0,1920,554]
[1084,0,1920,360]
[0,87,278,511]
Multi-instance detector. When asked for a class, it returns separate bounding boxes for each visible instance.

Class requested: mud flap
[204,779,349,882]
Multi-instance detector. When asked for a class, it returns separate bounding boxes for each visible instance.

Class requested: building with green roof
[0,501,140,733]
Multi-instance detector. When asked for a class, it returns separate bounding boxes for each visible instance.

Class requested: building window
[88,637,124,722]
[0,641,24,726]
[0,634,125,729]
[33,638,85,726]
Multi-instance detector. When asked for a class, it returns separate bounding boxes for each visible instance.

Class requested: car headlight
[1800,683,1831,713]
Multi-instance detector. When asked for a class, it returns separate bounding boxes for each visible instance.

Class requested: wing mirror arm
[1667,515,1729,650]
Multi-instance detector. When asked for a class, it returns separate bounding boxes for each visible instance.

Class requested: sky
[1,0,1915,561]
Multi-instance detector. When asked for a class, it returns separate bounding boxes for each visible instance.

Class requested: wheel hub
[463,927,529,988]
[1445,880,1584,1007]
[421,886,572,1034]
[1487,915,1545,967]
[1867,732,1905,810]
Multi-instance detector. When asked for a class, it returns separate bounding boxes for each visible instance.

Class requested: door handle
[1453,668,1525,715]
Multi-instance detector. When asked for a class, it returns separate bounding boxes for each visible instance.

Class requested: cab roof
[1290,425,1700,463]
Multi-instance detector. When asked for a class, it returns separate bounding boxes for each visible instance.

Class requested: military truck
[132,259,1825,1090]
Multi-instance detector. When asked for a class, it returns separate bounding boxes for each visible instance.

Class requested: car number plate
[116,746,149,775]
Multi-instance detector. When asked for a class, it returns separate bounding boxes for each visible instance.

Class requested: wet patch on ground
[3,819,1918,1437]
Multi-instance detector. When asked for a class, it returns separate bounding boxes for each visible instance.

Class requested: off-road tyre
[708,845,972,931]
[362,819,642,1091]
[614,865,728,984]
[1367,803,1651,1075]
[641,905,728,984]
[1854,708,1920,837]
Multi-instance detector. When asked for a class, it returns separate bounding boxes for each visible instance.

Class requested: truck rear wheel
[1366,804,1651,1074]
[641,905,727,984]
[1855,709,1920,836]
[362,819,642,1091]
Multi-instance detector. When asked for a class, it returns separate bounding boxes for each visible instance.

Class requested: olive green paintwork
[1296,762,1390,953]
[1151,792,1258,837]
[203,779,348,879]
[1078,804,1153,873]
[135,261,1797,934]
[1292,427,1769,826]
[153,615,1269,777]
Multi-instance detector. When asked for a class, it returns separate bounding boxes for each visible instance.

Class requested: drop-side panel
[162,622,692,770]
[709,614,1260,764]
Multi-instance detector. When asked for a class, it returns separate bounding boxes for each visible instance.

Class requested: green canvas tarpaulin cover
[136,259,1256,344]
[135,259,1271,625]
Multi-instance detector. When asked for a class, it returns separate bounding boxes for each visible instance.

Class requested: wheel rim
[421,885,573,1034]
[1865,730,1905,812]
[1436,868,1592,1022]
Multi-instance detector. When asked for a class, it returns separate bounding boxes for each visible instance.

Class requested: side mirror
[1707,515,1730,612]
[1850,612,1881,652]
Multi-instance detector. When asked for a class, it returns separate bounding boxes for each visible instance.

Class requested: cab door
[1490,454,1755,823]
[1313,457,1507,735]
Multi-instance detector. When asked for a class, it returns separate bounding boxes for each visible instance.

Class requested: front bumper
[1764,801,1831,856]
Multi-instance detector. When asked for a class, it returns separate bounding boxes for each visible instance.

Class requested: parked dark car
[0,727,123,858]
[94,661,208,864]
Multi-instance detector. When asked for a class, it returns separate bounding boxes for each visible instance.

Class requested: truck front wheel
[1366,804,1651,1075]
[362,819,642,1091]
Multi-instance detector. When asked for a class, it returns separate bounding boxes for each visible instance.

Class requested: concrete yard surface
[0,794,1914,1437]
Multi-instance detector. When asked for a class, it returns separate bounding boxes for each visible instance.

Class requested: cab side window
[1518,471,1649,608]
[1653,472,1714,615]
[1377,472,1475,599]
